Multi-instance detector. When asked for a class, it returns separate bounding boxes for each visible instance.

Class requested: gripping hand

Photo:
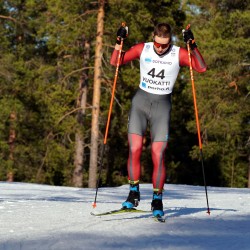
[116,22,128,45]
[182,25,197,50]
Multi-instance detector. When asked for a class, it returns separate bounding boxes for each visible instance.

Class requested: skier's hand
[182,26,197,50]
[116,22,128,45]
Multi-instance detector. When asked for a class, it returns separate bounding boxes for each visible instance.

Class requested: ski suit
[110,42,207,191]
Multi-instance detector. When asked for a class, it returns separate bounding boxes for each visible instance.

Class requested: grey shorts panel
[128,89,172,142]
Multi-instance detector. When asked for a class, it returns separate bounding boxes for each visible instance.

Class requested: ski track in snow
[0,182,250,250]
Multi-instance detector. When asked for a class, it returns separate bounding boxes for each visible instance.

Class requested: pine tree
[182,0,250,187]
[88,0,105,188]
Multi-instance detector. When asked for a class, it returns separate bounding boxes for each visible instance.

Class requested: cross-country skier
[110,23,207,218]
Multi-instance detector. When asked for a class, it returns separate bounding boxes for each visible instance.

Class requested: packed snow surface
[0,182,250,250]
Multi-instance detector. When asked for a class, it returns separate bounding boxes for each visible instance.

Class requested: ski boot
[151,192,164,217]
[122,183,140,209]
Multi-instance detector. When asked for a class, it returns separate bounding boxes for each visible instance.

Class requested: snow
[0,182,250,250]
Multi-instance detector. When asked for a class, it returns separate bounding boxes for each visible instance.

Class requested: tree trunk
[73,133,84,187]
[7,112,16,182]
[73,36,90,187]
[73,78,87,187]
[88,0,105,188]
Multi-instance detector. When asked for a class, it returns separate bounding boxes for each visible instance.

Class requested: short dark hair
[153,23,172,38]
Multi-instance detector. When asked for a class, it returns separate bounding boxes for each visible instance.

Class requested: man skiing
[110,23,207,218]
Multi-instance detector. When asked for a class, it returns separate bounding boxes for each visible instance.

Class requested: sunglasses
[153,40,170,49]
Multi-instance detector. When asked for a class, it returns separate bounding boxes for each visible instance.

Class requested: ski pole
[185,25,210,215]
[92,38,124,209]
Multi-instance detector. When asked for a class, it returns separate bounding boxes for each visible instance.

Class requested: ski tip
[154,215,166,223]
[92,202,97,208]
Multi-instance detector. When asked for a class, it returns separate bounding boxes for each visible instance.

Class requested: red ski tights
[127,133,167,191]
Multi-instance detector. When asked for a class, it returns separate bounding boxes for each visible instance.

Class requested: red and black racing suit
[110,42,207,192]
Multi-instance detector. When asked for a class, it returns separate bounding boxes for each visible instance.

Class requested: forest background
[0,0,249,189]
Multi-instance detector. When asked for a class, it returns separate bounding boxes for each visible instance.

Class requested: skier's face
[153,36,171,55]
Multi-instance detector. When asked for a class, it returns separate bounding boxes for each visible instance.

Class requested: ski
[91,207,150,216]
[91,207,166,223]
[153,215,166,223]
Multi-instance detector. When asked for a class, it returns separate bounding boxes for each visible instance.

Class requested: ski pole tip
[92,202,97,208]
[207,210,211,215]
